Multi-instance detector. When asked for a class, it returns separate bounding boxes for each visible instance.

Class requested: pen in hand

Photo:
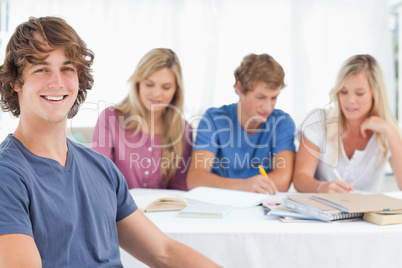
[332,169,353,192]
[259,165,268,178]
[258,165,277,195]
[332,169,344,181]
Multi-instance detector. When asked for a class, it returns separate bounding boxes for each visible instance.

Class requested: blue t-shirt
[193,103,295,178]
[0,134,137,268]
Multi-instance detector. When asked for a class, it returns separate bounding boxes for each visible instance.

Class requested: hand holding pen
[258,165,278,195]
[330,169,354,193]
[237,165,278,194]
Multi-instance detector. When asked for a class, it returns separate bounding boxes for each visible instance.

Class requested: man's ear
[235,81,243,95]
[11,82,21,92]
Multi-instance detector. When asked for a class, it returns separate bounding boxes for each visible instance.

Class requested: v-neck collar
[340,133,376,162]
[10,134,72,172]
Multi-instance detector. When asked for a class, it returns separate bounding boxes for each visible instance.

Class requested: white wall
[0,0,395,141]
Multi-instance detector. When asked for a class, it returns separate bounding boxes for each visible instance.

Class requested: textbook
[310,193,402,213]
[363,210,402,225]
[134,195,188,212]
[284,194,363,222]
[178,203,234,218]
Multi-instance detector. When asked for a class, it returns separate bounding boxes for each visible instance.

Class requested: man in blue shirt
[0,16,219,268]
[188,54,295,194]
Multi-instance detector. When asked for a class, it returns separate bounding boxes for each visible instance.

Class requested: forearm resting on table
[293,172,322,193]
[267,170,292,192]
[267,150,294,192]
[117,210,221,267]
[162,239,222,268]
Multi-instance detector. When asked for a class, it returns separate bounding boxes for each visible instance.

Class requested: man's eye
[63,67,75,71]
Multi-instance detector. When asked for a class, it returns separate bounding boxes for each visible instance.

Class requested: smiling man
[187,54,295,194]
[0,16,219,268]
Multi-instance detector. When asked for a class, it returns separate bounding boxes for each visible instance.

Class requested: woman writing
[92,48,192,190]
[293,54,402,193]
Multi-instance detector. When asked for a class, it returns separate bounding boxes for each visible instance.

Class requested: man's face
[13,48,79,125]
[237,82,281,130]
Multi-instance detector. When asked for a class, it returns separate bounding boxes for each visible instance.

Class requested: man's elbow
[275,171,293,192]
[186,170,198,190]
[277,179,291,192]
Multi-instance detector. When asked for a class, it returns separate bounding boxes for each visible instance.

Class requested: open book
[182,186,267,208]
[134,194,188,212]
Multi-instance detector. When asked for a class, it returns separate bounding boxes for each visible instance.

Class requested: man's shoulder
[0,135,23,160]
[204,103,236,117]
[0,135,31,176]
[198,104,236,131]
[270,108,293,119]
[68,139,111,162]
[67,139,119,175]
[268,109,295,126]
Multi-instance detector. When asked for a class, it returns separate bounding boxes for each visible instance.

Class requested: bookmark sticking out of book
[178,203,234,218]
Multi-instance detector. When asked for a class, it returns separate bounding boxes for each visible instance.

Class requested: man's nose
[48,71,63,88]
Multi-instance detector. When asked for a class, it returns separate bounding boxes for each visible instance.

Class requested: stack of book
[267,193,402,225]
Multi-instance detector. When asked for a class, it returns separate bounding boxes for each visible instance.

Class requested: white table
[120,189,402,268]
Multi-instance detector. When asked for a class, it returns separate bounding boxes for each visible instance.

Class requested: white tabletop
[121,189,402,268]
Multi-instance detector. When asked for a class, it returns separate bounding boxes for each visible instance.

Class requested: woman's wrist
[316,181,325,193]
[385,123,401,141]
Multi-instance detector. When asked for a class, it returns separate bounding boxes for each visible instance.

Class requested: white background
[0,0,395,141]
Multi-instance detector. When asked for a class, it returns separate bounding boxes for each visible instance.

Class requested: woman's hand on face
[360,116,389,138]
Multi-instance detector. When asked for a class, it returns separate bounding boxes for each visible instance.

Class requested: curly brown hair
[0,16,94,118]
[234,53,285,94]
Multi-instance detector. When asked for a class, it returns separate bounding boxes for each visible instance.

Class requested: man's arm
[117,209,221,267]
[0,234,41,267]
[187,150,278,194]
[266,150,295,192]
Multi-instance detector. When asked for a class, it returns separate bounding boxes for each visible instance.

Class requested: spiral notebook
[284,194,363,222]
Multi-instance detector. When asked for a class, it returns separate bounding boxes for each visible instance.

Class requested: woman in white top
[293,54,402,193]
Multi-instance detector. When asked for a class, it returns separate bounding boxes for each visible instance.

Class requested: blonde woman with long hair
[293,54,402,193]
[92,48,192,190]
